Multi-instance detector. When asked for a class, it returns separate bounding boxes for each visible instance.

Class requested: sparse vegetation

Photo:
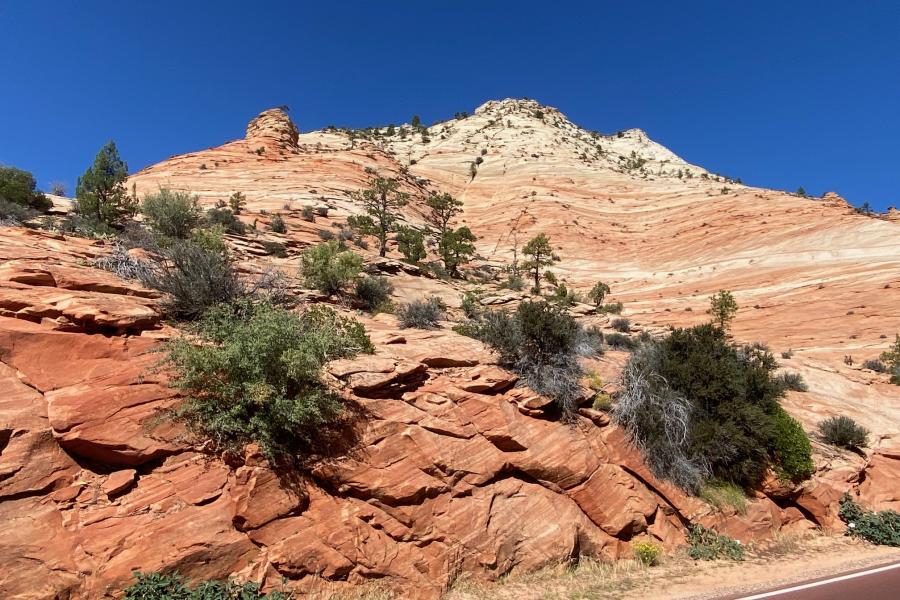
[397,297,446,329]
[819,416,869,449]
[838,493,900,547]
[299,240,363,295]
[228,191,247,215]
[603,331,637,351]
[587,282,611,307]
[775,371,808,392]
[267,213,287,233]
[862,359,888,373]
[599,301,624,314]
[522,233,556,294]
[611,317,631,332]
[262,241,287,257]
[880,334,900,384]
[687,525,744,561]
[205,206,246,234]
[699,480,747,514]
[632,541,662,566]
[163,299,372,463]
[124,571,288,599]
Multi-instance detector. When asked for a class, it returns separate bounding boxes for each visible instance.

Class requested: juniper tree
[396,226,426,263]
[439,226,476,277]
[708,290,738,330]
[228,192,247,215]
[75,140,136,225]
[424,192,469,273]
[347,177,409,257]
[522,233,556,293]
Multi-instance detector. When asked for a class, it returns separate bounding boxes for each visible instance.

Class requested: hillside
[1,100,898,599]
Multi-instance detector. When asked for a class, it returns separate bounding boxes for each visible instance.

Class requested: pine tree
[347,177,409,257]
[439,226,476,276]
[522,233,556,293]
[424,192,467,272]
[708,289,739,330]
[75,140,135,225]
[228,192,247,215]
[396,226,426,263]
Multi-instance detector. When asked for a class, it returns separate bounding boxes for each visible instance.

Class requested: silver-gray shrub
[613,342,711,493]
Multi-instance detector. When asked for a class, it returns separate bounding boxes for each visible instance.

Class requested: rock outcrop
[245,107,300,151]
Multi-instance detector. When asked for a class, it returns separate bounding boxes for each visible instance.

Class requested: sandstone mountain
[1,100,898,599]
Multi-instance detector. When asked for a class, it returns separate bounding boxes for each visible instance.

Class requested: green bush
[0,166,52,212]
[301,205,315,221]
[881,335,900,385]
[687,525,744,561]
[267,214,287,233]
[164,300,372,462]
[772,407,815,481]
[632,541,662,566]
[862,359,888,373]
[819,416,869,449]
[396,226,426,263]
[775,371,808,392]
[460,301,600,417]
[205,207,246,234]
[599,301,623,314]
[604,331,636,351]
[699,480,747,514]
[355,276,393,311]
[461,290,482,319]
[614,323,808,492]
[397,297,445,329]
[140,189,201,239]
[587,281,611,307]
[262,241,287,257]
[838,493,900,546]
[124,570,287,599]
[299,240,362,295]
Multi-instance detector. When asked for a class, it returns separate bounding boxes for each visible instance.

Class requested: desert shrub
[599,301,624,314]
[549,283,580,307]
[267,214,287,233]
[880,335,900,385]
[838,493,900,547]
[337,227,354,243]
[124,570,287,599]
[501,274,525,291]
[587,281,611,307]
[299,240,362,295]
[93,245,152,281]
[771,407,815,481]
[632,541,662,566]
[461,290,482,319]
[0,197,38,223]
[56,213,119,238]
[205,207,246,234]
[397,297,445,329]
[355,276,393,311]
[819,416,869,449]
[0,166,52,211]
[687,525,744,561]
[140,189,201,239]
[775,371,808,392]
[611,317,631,332]
[262,241,287,257]
[163,300,372,462]
[461,301,599,417]
[604,331,637,351]
[396,226,426,263]
[699,480,747,514]
[781,350,794,359]
[614,323,807,492]
[316,205,329,217]
[190,224,228,255]
[301,205,315,221]
[139,239,241,320]
[862,359,888,373]
[317,228,335,241]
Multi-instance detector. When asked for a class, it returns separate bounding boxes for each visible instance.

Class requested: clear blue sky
[1,1,898,210]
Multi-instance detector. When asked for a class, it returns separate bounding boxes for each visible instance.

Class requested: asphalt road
[723,561,900,599]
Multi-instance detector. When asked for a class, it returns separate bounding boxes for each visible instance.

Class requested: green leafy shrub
[164,300,372,462]
[0,166,51,212]
[267,214,287,233]
[262,241,287,257]
[819,416,869,449]
[838,493,900,546]
[396,226,426,263]
[460,301,600,417]
[775,371,808,392]
[599,301,623,314]
[461,290,482,319]
[587,281,611,307]
[771,407,815,481]
[124,570,287,599]
[205,207,246,234]
[397,297,445,329]
[299,240,362,295]
[614,323,808,492]
[687,525,744,560]
[355,276,394,311]
[632,541,662,566]
[140,189,202,239]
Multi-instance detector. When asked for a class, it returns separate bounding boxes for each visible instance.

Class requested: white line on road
[736,561,900,599]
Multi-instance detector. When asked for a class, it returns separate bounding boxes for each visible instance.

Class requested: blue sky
[1,1,898,210]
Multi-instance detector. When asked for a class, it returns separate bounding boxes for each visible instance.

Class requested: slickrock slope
[1,101,897,598]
